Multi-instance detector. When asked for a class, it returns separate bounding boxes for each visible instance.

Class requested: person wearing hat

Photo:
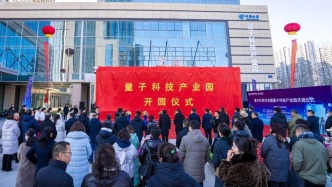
[270,107,287,136]
[325,110,332,137]
[250,112,264,142]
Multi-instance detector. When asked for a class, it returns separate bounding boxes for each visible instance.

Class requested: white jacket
[1,119,20,154]
[113,142,138,178]
[54,120,66,142]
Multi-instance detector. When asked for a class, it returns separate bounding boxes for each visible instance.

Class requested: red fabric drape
[96,67,242,120]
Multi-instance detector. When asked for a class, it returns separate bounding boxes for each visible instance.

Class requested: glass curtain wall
[0,20,230,82]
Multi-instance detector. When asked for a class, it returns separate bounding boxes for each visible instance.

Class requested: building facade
[0,1,275,111]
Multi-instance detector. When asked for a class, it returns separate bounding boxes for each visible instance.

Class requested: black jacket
[139,138,164,163]
[176,126,189,148]
[159,114,171,136]
[270,112,288,135]
[243,116,252,129]
[26,140,56,174]
[174,112,185,133]
[202,113,213,130]
[39,118,57,139]
[115,116,129,134]
[131,116,145,142]
[95,128,117,148]
[307,116,320,133]
[88,118,102,143]
[189,113,201,124]
[81,170,132,187]
[65,118,77,134]
[232,130,249,138]
[326,116,332,136]
[22,115,40,136]
[147,162,200,187]
[63,106,69,114]
[34,159,73,187]
[211,117,223,134]
[78,115,90,133]
[212,137,232,168]
[251,117,264,142]
[102,119,114,133]
[220,112,230,126]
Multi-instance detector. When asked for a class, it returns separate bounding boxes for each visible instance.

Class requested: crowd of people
[1,104,332,187]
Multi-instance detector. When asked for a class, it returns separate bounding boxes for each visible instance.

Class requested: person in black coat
[174,109,185,135]
[325,110,332,137]
[130,111,145,142]
[261,124,290,186]
[73,105,78,115]
[22,110,40,141]
[34,141,74,187]
[26,126,56,175]
[176,119,189,148]
[232,108,241,125]
[39,113,57,140]
[211,111,223,138]
[188,108,201,125]
[306,110,320,134]
[81,143,132,187]
[78,112,89,134]
[102,114,114,133]
[146,142,200,187]
[270,107,288,136]
[95,122,117,150]
[202,108,213,145]
[250,112,264,142]
[65,113,77,134]
[211,124,232,187]
[114,113,129,135]
[220,107,230,126]
[88,113,101,163]
[159,110,171,142]
[63,105,69,120]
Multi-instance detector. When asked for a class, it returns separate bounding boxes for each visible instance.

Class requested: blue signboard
[239,14,260,21]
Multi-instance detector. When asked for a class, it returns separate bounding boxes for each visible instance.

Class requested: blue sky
[241,0,332,51]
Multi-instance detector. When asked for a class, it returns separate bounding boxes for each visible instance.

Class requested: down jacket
[65,131,92,187]
[55,120,66,142]
[1,119,20,154]
[113,140,139,178]
[179,129,210,183]
[261,134,290,182]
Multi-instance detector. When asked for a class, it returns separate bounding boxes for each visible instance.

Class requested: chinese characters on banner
[96,67,242,119]
[248,23,259,72]
[124,82,214,107]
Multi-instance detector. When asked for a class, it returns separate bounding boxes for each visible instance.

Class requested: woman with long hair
[26,126,56,174]
[261,123,290,187]
[65,121,92,187]
[54,114,66,142]
[16,128,37,187]
[218,137,271,187]
[81,143,132,187]
[212,123,232,187]
[147,142,200,187]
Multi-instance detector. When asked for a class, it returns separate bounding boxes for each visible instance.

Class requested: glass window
[159,22,167,30]
[150,22,159,30]
[135,21,142,30]
[167,22,174,30]
[142,22,150,30]
[174,22,182,30]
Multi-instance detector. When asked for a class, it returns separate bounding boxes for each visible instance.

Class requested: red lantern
[284,23,301,35]
[65,48,74,56]
[42,26,55,38]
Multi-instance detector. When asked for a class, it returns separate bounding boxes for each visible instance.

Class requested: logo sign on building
[239,14,260,21]
[248,23,259,72]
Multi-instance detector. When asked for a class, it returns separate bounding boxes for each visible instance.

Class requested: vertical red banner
[290,39,297,88]
[44,42,49,104]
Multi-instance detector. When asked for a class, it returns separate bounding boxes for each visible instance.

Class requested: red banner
[44,42,49,104]
[96,67,242,120]
[290,39,297,88]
